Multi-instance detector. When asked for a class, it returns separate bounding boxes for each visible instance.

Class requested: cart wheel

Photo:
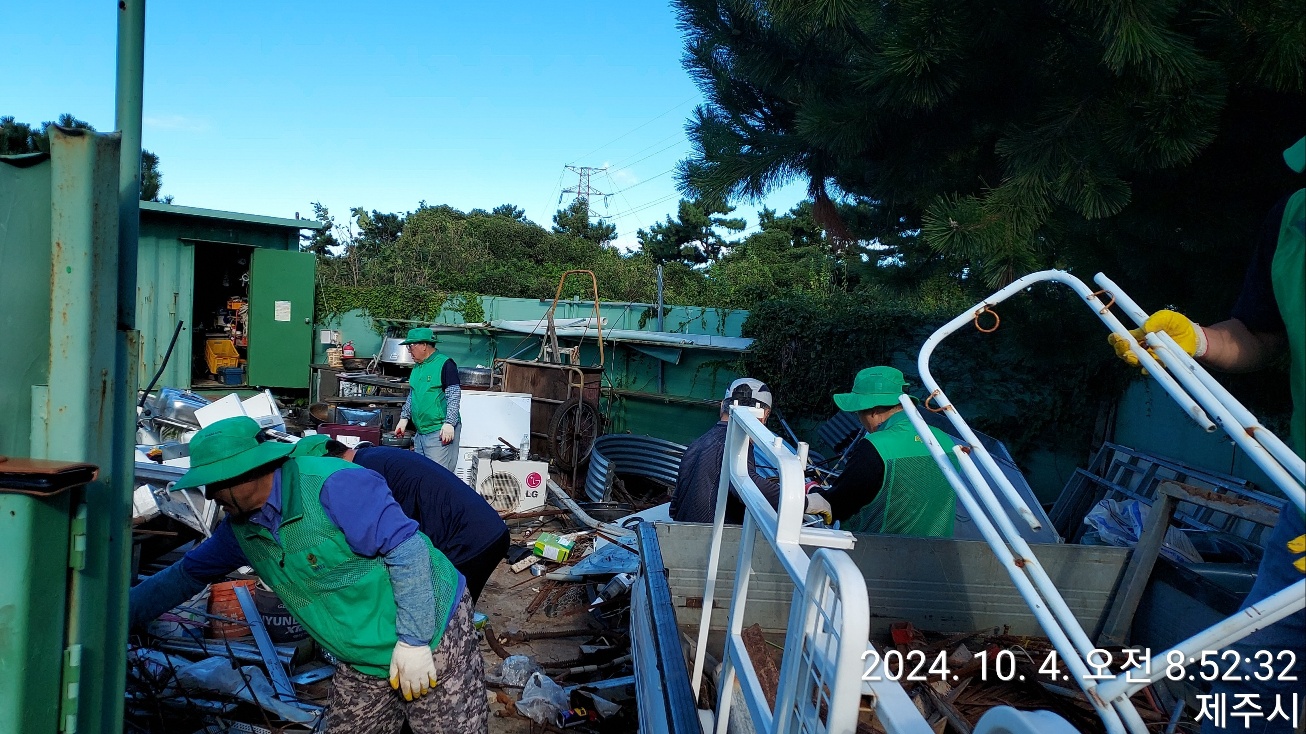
[549,397,600,471]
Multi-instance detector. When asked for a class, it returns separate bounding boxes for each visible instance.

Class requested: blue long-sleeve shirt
[178,464,463,645]
[181,466,418,578]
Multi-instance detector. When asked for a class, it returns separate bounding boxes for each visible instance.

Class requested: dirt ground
[477,519,618,733]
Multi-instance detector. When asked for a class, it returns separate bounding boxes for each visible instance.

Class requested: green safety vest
[410,353,452,434]
[232,456,461,678]
[1274,189,1305,460]
[843,411,959,537]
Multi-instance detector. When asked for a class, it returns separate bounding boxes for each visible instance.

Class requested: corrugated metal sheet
[135,233,194,390]
[585,433,687,501]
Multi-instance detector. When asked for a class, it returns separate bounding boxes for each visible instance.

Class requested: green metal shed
[136,202,325,391]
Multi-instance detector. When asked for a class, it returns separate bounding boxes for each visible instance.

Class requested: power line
[571,96,698,164]
[607,166,676,195]
[605,193,682,220]
[603,169,645,231]
[609,138,688,172]
[606,130,688,169]
[538,167,567,223]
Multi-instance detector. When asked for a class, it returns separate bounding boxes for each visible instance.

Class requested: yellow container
[205,338,240,375]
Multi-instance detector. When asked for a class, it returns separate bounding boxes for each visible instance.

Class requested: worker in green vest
[1109,137,1303,734]
[811,366,959,536]
[128,417,487,732]
[393,327,463,473]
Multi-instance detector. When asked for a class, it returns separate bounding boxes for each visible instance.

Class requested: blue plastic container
[218,367,245,385]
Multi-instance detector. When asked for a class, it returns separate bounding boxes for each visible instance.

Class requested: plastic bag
[486,654,542,688]
[515,671,569,726]
[176,656,316,724]
[1082,499,1202,564]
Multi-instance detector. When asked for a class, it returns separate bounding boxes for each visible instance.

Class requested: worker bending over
[671,378,832,524]
[812,366,958,537]
[129,417,487,733]
[293,435,510,603]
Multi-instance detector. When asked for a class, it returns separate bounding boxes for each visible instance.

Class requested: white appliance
[473,458,549,514]
[453,391,533,484]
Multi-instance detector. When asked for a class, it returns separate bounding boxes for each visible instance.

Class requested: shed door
[247,249,316,388]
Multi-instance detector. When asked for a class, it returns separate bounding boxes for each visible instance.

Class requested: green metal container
[135,203,324,391]
[1,127,138,734]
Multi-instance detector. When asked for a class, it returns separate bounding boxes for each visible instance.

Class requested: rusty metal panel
[43,127,135,734]
[0,151,62,734]
[496,359,603,457]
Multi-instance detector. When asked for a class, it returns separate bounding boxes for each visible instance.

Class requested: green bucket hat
[400,327,438,345]
[1285,137,1305,174]
[172,416,294,491]
[833,366,910,413]
[290,434,331,458]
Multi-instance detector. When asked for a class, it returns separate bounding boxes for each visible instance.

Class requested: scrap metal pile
[477,490,646,732]
[125,573,332,733]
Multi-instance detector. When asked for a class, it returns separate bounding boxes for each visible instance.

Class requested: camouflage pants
[324,591,487,734]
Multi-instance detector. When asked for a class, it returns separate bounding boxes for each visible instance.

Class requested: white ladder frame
[899,268,1305,734]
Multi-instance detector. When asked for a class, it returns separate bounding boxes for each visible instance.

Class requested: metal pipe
[898,403,1130,734]
[950,445,1100,658]
[656,264,665,392]
[112,10,147,728]
[545,480,634,539]
[1095,580,1306,702]
[908,269,1306,734]
[1094,273,1305,491]
[916,271,1215,436]
[116,0,145,330]
[1143,331,1305,509]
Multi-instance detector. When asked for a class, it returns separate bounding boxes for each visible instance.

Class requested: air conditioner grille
[479,472,522,513]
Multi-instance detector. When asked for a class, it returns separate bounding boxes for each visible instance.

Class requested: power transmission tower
[562,165,608,205]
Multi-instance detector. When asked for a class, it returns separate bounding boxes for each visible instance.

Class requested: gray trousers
[412,423,461,474]
[324,590,487,733]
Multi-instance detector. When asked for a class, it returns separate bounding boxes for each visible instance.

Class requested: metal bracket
[68,504,88,571]
[58,644,82,733]
[233,584,298,703]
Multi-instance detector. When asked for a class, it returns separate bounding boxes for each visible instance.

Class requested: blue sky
[3,1,806,251]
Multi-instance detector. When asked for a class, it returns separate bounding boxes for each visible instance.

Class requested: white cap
[724,378,773,410]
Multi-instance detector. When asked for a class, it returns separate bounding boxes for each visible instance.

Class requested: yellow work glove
[1107,309,1207,367]
[389,641,438,701]
[805,492,834,525]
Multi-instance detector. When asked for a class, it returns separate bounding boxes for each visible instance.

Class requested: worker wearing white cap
[670,377,832,524]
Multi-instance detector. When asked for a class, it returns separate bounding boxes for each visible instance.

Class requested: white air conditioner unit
[474,458,549,514]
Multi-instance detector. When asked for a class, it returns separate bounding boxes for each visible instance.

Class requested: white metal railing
[902,268,1306,734]
[690,409,935,734]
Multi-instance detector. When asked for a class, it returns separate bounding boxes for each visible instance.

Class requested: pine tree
[636,197,746,264]
[552,199,617,246]
[674,0,1304,313]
